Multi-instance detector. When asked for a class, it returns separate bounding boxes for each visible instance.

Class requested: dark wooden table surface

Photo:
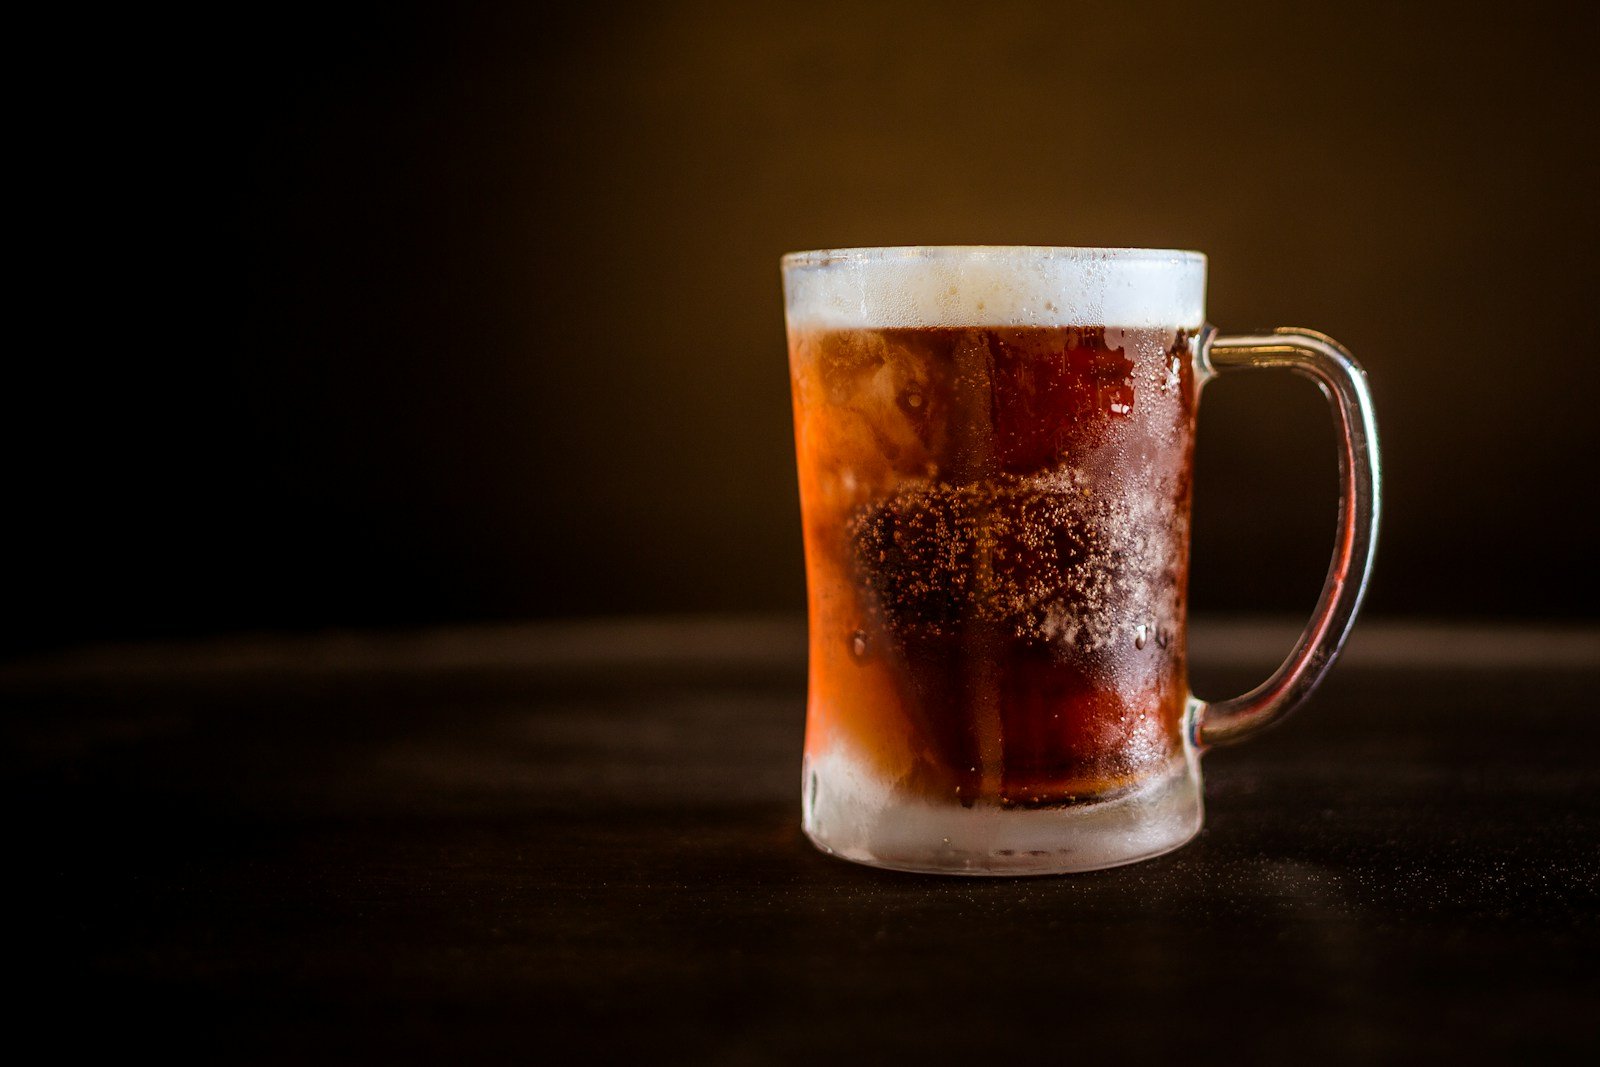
[7,617,1598,1062]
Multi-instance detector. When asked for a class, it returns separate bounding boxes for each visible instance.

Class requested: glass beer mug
[782,246,1380,874]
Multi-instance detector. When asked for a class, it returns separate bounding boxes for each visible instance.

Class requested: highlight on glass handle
[1193,327,1382,747]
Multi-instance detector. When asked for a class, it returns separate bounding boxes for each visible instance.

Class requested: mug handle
[1192,327,1382,747]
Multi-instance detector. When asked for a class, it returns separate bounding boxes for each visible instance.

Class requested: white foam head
[782,246,1206,331]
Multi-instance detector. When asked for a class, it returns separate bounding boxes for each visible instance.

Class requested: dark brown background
[14,0,1598,652]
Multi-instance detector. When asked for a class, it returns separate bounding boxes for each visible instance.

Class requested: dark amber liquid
[790,325,1197,807]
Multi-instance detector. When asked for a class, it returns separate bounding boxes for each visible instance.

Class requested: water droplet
[850,630,870,659]
[1134,623,1149,650]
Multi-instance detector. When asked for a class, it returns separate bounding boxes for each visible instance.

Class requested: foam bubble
[783,246,1206,330]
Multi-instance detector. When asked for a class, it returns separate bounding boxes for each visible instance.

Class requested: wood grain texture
[7,619,1598,1062]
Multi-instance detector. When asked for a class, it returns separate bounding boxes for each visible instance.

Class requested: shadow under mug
[782,246,1380,875]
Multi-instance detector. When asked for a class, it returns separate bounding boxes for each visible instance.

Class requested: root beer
[789,323,1197,807]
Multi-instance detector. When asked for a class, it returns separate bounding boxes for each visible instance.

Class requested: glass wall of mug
[784,247,1207,875]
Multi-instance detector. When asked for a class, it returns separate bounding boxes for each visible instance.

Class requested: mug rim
[781,245,1207,270]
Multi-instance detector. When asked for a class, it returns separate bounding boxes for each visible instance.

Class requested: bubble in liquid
[1103,384,1134,418]
[850,630,870,659]
[1134,623,1149,650]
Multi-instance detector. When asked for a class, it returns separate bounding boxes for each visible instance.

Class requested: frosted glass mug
[783,246,1379,875]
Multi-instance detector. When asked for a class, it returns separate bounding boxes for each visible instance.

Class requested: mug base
[801,749,1203,876]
